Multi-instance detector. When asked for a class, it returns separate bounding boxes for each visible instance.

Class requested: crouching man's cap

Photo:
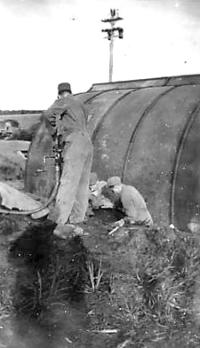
[107,176,121,187]
[58,82,72,94]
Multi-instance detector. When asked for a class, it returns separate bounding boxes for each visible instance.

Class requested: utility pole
[101,9,124,82]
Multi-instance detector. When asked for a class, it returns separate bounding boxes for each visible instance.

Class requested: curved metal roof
[79,74,200,230]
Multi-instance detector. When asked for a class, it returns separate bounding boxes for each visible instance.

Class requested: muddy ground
[0,208,200,348]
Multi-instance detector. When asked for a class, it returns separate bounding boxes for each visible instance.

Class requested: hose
[0,164,60,216]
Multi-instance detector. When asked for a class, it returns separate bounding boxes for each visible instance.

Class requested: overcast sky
[0,0,199,109]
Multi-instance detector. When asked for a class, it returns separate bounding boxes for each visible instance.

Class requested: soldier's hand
[48,112,57,127]
[42,110,57,127]
[111,219,125,228]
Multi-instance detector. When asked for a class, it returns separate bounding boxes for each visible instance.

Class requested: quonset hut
[25,74,200,231]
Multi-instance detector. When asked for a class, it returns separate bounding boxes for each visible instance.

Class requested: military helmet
[58,82,72,94]
[107,176,121,187]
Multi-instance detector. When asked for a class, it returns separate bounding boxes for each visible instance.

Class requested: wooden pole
[101,10,124,83]
[109,24,114,82]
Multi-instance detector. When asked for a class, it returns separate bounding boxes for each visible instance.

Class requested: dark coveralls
[43,95,93,225]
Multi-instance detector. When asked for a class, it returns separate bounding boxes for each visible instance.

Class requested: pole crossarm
[102,27,124,39]
[101,16,123,23]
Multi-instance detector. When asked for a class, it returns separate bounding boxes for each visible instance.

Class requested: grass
[1,215,200,347]
[106,226,200,346]
[82,219,200,347]
[87,258,104,292]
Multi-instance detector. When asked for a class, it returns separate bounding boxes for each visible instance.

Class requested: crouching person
[107,176,153,228]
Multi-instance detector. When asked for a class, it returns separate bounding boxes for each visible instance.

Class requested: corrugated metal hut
[26,74,200,230]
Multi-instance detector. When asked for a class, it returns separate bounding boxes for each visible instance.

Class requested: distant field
[0,114,41,130]
[0,140,30,167]
[0,140,30,152]
[0,140,30,180]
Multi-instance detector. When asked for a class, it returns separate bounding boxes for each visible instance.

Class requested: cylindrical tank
[25,75,200,231]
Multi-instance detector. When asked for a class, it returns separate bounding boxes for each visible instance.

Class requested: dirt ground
[0,207,200,348]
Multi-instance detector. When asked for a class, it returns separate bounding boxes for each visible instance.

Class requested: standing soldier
[42,82,93,238]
